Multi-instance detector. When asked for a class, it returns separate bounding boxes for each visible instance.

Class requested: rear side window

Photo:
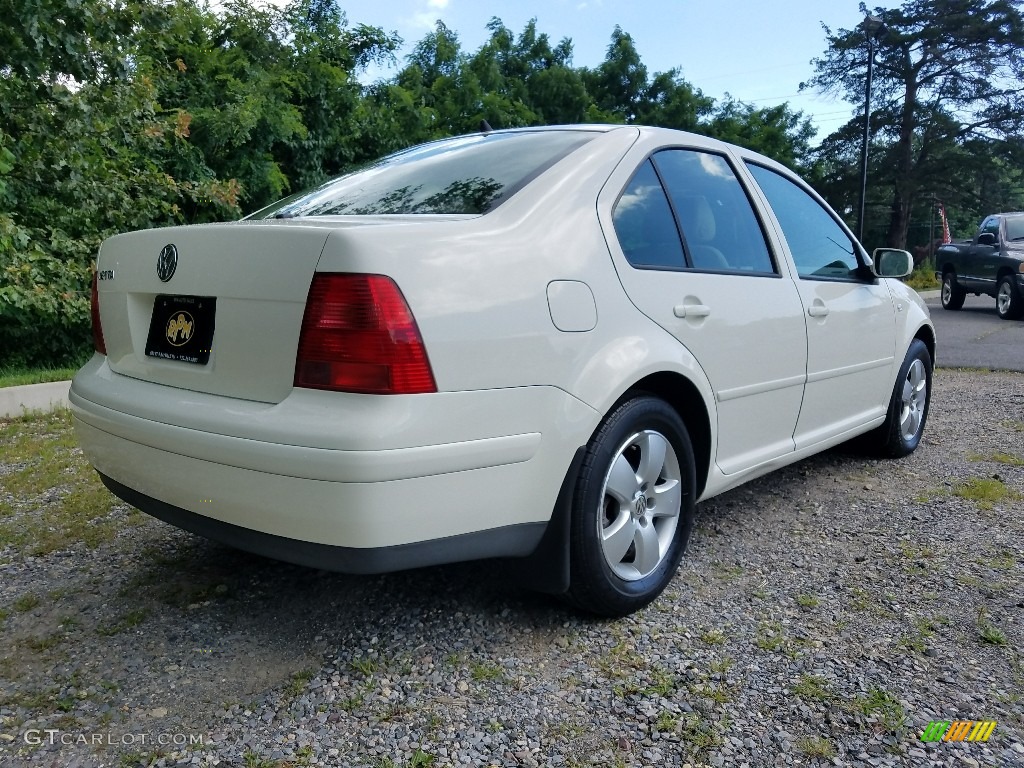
[652,150,776,274]
[1006,217,1024,242]
[613,150,776,274]
[612,160,686,269]
[251,131,596,218]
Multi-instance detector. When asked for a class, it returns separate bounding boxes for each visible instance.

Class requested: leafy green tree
[704,101,815,170]
[582,26,648,122]
[805,0,1024,248]
[1,0,184,365]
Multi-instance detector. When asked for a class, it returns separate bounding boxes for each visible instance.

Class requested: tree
[582,26,649,122]
[804,0,1024,248]
[705,100,815,171]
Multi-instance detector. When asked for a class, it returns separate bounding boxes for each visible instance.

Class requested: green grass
[848,688,906,732]
[977,607,1007,646]
[712,562,744,580]
[796,594,820,609]
[952,477,1021,510]
[677,711,722,756]
[708,657,734,674]
[899,541,938,560]
[350,657,377,676]
[0,409,126,555]
[796,735,837,759]
[978,549,1017,571]
[645,667,679,696]
[755,621,787,652]
[469,661,504,682]
[23,631,66,652]
[96,609,149,637]
[655,711,679,733]
[968,451,1024,466]
[285,668,315,697]
[0,362,86,388]
[13,593,41,612]
[791,674,833,701]
[899,615,948,654]
[700,628,727,645]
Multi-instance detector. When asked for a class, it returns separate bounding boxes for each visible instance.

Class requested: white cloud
[411,0,450,31]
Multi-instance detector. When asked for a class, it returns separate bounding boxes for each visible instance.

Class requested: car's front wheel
[941,271,965,310]
[996,275,1024,320]
[868,339,932,458]
[565,396,696,617]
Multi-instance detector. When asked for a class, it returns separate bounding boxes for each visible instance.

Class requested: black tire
[941,271,965,310]
[867,339,932,458]
[565,396,696,617]
[996,275,1024,320]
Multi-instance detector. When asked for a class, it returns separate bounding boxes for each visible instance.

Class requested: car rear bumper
[97,473,547,573]
[70,357,597,559]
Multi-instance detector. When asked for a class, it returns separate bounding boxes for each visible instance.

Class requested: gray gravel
[1,369,1022,768]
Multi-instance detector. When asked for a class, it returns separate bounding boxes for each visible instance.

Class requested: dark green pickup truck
[936,212,1024,319]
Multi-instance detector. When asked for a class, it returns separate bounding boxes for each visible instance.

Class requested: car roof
[483,123,788,169]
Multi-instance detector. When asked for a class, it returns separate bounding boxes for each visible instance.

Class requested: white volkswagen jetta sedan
[72,125,934,616]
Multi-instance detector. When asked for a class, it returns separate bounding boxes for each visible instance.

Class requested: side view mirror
[977,232,997,247]
[873,248,913,278]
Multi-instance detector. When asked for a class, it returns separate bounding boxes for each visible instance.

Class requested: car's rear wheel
[941,271,965,310]
[996,275,1024,320]
[868,339,932,458]
[565,396,696,617]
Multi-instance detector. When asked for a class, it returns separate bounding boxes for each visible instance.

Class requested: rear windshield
[250,131,597,218]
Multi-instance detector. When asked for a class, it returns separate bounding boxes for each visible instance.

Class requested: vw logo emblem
[157,244,178,282]
[633,493,648,518]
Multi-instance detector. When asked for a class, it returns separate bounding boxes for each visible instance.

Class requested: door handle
[807,302,830,318]
[673,304,711,318]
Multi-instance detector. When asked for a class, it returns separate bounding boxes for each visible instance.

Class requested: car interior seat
[677,196,729,270]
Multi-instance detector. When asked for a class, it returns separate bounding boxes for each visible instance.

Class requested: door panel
[610,151,807,475]
[744,163,896,449]
[792,280,895,449]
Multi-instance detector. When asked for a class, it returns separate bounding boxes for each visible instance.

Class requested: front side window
[250,131,596,218]
[979,217,1000,238]
[746,163,862,281]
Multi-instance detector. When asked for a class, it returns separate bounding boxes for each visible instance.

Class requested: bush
[0,215,93,367]
[904,260,940,292]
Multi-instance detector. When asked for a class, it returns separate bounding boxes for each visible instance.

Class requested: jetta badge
[157,244,178,282]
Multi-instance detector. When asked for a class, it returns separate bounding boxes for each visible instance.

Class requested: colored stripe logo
[921,720,996,742]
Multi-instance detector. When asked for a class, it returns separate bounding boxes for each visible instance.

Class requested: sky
[308,0,878,139]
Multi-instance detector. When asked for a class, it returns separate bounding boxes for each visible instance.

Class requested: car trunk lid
[96,222,332,404]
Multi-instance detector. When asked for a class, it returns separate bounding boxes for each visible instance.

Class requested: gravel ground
[0,369,1022,768]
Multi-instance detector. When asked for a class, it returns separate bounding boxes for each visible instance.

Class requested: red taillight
[294,274,437,395]
[91,272,106,355]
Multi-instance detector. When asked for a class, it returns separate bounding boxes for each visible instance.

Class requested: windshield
[249,130,597,219]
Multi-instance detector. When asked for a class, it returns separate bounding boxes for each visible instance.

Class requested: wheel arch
[509,368,714,598]
[996,266,1018,281]
[914,323,936,368]
[618,371,713,500]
